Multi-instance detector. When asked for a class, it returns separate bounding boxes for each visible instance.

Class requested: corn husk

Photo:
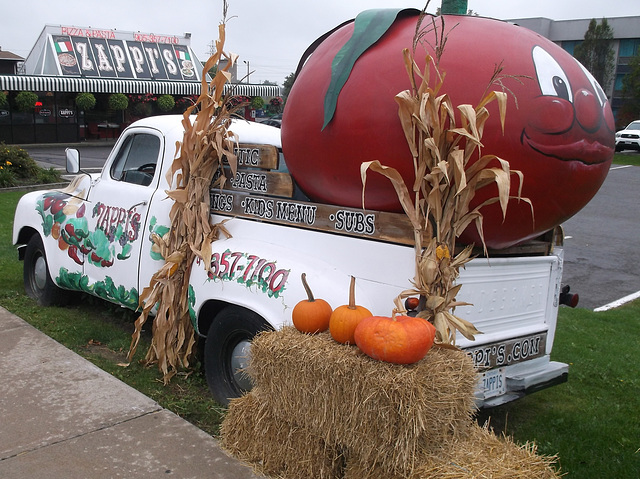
[126,2,240,381]
[362,15,531,345]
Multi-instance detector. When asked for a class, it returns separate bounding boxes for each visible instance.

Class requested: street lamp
[243,60,250,84]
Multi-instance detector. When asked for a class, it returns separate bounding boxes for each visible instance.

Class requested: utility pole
[243,60,250,84]
[440,0,467,14]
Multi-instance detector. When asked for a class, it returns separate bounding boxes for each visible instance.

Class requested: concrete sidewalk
[0,307,262,478]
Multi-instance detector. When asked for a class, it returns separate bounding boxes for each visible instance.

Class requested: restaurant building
[0,25,281,144]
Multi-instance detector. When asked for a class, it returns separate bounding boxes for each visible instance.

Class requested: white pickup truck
[13,114,573,406]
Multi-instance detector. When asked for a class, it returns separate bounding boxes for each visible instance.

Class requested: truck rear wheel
[204,306,273,406]
[23,234,69,306]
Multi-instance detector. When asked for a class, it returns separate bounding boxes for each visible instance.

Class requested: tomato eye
[576,61,608,106]
[552,76,570,101]
[532,46,573,103]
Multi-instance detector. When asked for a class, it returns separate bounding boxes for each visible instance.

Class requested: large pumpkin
[282,12,615,249]
[354,315,436,365]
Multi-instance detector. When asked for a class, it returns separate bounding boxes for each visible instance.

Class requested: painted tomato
[282,13,615,249]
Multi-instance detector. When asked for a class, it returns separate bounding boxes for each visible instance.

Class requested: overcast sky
[1,0,638,85]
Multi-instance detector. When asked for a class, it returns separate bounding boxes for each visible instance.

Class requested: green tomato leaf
[323,8,418,130]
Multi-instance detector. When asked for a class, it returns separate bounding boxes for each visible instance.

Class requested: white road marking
[610,165,634,171]
[594,290,640,312]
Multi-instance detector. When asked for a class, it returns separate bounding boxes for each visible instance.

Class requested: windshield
[626,121,640,130]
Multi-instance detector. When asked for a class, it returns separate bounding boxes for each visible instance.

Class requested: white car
[615,120,640,152]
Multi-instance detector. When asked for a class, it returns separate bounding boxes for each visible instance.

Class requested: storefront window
[35,93,56,125]
[56,93,77,125]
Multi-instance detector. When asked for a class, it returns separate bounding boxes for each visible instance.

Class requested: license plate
[466,332,547,370]
[478,368,506,399]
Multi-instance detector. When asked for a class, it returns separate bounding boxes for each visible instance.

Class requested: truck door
[80,128,164,309]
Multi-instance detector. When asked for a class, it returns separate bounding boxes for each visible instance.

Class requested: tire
[23,234,68,306]
[204,306,273,406]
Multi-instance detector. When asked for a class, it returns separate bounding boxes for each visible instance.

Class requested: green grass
[2,189,639,477]
[0,190,225,436]
[613,152,640,166]
[477,304,640,477]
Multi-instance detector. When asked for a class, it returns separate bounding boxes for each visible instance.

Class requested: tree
[282,72,295,98]
[619,53,640,126]
[574,18,615,92]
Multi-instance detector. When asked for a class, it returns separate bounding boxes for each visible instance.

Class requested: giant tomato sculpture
[282,12,615,249]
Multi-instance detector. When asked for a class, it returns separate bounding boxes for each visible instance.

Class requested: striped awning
[0,75,281,97]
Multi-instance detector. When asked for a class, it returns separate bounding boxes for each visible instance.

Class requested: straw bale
[247,327,478,476]
[343,423,561,479]
[220,390,345,479]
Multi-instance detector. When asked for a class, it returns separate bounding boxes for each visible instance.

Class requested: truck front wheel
[203,306,273,406]
[23,234,68,306]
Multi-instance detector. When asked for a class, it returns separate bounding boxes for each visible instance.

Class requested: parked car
[260,118,282,128]
[615,120,640,152]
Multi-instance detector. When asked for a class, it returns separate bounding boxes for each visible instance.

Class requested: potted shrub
[75,92,96,112]
[15,91,39,112]
[157,94,175,113]
[109,93,129,124]
[108,93,128,111]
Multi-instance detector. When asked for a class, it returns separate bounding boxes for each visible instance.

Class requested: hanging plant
[157,94,176,112]
[108,93,129,111]
[15,91,39,112]
[0,91,8,109]
[75,92,96,112]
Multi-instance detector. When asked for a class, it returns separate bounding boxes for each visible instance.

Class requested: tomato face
[282,14,614,249]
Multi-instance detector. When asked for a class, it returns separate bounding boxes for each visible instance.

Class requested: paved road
[561,163,640,310]
[22,144,640,310]
[23,142,114,172]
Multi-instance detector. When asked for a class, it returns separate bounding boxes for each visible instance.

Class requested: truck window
[110,133,161,186]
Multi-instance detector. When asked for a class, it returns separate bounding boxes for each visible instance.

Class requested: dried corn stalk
[362,16,531,345]
[126,3,241,382]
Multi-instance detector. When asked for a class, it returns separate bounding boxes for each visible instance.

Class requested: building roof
[0,74,281,97]
[509,15,640,42]
[0,49,24,61]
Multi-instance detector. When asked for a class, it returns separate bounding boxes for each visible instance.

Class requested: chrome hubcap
[231,340,252,391]
[34,255,47,291]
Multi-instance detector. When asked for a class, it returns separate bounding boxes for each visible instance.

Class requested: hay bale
[220,389,344,479]
[343,423,561,479]
[247,327,478,476]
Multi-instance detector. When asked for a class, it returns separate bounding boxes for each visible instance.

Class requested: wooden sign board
[221,167,294,198]
[211,190,416,246]
[226,144,279,170]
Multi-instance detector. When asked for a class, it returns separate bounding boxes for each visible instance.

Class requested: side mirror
[65,148,80,174]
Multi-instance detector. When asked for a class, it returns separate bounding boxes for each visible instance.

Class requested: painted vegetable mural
[282,9,615,250]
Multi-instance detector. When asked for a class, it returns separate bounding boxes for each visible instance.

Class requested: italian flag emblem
[177,50,191,61]
[55,40,73,53]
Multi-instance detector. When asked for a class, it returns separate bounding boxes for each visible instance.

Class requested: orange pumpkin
[354,315,436,364]
[329,276,372,344]
[292,273,333,334]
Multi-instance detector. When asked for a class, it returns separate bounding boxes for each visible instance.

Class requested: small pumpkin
[354,315,436,364]
[292,273,333,334]
[329,276,372,344]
